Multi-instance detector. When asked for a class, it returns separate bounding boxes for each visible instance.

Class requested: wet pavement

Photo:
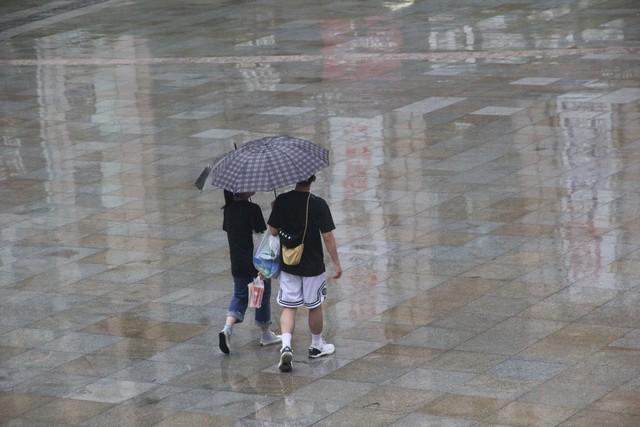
[1,0,640,425]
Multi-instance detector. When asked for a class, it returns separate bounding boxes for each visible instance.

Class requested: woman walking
[218,190,281,354]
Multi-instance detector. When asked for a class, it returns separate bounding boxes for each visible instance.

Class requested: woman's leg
[255,278,272,326]
[227,275,251,324]
[219,276,251,354]
[255,278,281,346]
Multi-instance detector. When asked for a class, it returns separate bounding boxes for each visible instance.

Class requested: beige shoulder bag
[282,193,310,266]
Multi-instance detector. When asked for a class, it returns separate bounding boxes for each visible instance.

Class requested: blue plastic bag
[253,233,281,278]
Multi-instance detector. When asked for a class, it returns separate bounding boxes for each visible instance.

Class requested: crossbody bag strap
[301,193,311,242]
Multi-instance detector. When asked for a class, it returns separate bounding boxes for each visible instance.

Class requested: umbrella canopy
[209,136,329,193]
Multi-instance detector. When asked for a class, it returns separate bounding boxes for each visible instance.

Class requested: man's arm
[322,231,342,279]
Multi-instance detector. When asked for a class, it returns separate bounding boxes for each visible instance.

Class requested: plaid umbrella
[209,136,330,193]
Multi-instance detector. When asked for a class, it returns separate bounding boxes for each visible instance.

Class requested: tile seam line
[1,47,639,67]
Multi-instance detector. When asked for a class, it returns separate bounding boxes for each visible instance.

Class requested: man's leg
[278,307,296,372]
[277,272,304,372]
[303,274,334,358]
[309,305,323,335]
[280,307,296,344]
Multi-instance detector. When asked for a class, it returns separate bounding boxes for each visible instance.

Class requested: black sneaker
[278,346,293,372]
[308,342,335,358]
[218,329,231,354]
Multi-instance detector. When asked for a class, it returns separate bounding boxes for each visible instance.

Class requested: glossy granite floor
[1,0,640,426]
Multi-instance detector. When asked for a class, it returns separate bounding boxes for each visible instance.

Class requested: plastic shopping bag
[248,276,265,309]
[253,233,281,278]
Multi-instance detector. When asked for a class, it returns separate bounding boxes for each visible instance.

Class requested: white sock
[223,324,232,334]
[281,333,292,349]
[311,334,323,348]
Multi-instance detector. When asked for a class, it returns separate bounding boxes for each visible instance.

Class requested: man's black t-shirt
[268,191,336,277]
[223,200,266,277]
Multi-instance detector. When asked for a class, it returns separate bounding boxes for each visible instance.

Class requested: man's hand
[322,231,342,280]
[332,264,342,280]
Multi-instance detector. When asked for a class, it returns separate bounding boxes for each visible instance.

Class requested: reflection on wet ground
[1,0,640,425]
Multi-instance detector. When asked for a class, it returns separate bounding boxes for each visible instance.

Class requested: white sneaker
[218,328,231,354]
[260,331,282,347]
[308,342,335,358]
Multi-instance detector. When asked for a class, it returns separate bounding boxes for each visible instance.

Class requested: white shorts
[278,271,327,309]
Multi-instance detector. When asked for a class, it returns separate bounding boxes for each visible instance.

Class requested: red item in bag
[248,276,265,309]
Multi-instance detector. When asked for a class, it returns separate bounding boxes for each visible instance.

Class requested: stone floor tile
[290,379,374,407]
[0,393,53,423]
[430,311,508,334]
[326,359,412,384]
[241,398,342,426]
[489,359,567,381]
[339,321,415,342]
[20,398,112,425]
[462,295,536,317]
[261,106,314,116]
[486,401,576,426]
[558,410,640,427]
[367,344,443,366]
[519,301,598,322]
[190,129,245,139]
[397,326,476,350]
[0,328,63,348]
[329,338,385,360]
[0,346,27,364]
[390,412,478,427]
[54,354,135,377]
[395,97,466,114]
[391,368,478,393]
[313,406,404,426]
[0,367,45,392]
[456,318,566,355]
[349,385,441,413]
[39,332,122,354]
[471,106,524,116]
[609,328,640,349]
[231,373,315,396]
[1,349,81,370]
[519,380,614,409]
[510,77,561,86]
[0,418,75,427]
[65,378,156,404]
[425,350,506,373]
[420,394,510,420]
[12,372,97,397]
[81,316,163,338]
[459,374,539,400]
[92,338,176,359]
[109,360,195,384]
[188,391,278,418]
[153,412,236,427]
[80,402,178,427]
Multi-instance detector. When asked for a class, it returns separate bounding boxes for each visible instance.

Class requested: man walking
[268,175,342,372]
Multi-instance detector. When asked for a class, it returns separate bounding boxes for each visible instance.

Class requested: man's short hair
[296,175,316,187]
